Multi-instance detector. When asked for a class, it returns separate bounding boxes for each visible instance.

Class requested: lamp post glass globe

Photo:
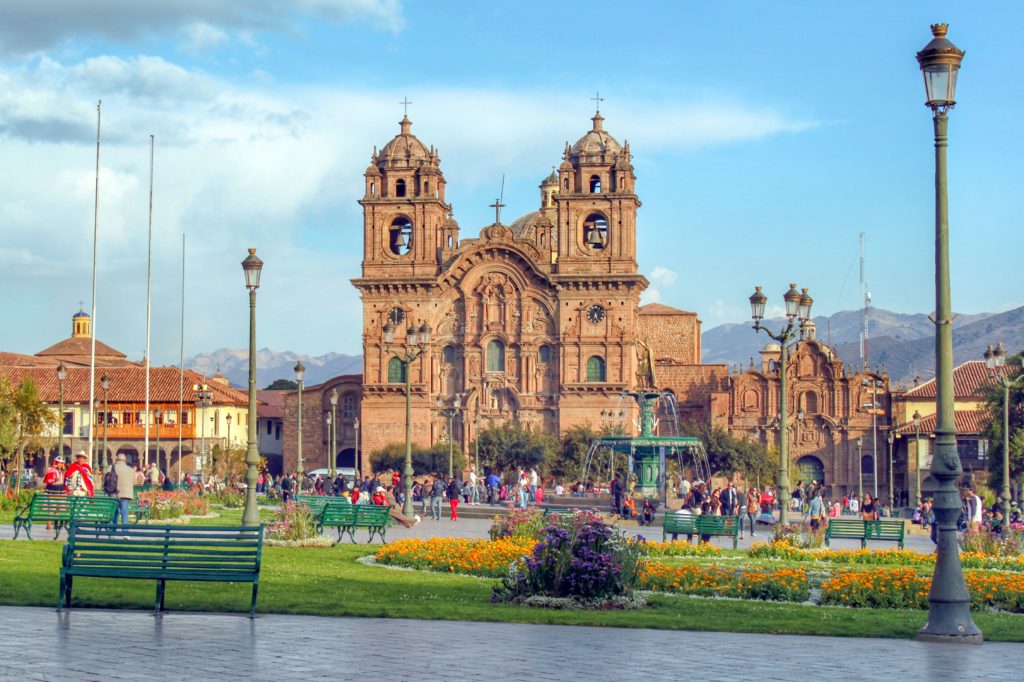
[916,24,964,111]
[783,283,801,319]
[749,287,767,323]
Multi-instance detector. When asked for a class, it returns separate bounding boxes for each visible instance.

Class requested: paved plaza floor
[0,605,1019,681]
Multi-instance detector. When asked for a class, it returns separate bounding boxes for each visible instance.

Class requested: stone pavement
[0,606,1019,681]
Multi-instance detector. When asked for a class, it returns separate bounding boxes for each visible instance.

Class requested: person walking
[447,477,462,521]
[610,474,624,515]
[429,476,445,520]
[468,467,479,505]
[113,453,135,529]
[721,482,738,517]
[742,487,760,539]
[65,452,94,496]
[805,488,825,531]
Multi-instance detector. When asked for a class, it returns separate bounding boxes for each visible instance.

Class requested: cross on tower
[399,96,412,115]
[591,91,604,113]
[489,197,505,225]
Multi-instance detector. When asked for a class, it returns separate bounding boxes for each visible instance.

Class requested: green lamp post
[912,410,923,509]
[748,283,813,525]
[56,362,67,461]
[437,394,465,479]
[295,360,305,477]
[241,248,264,527]
[329,388,338,478]
[985,343,1022,509]
[914,23,981,643]
[384,320,430,517]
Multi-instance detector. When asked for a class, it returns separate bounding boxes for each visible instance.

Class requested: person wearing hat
[43,456,67,493]
[65,451,95,497]
[113,453,135,528]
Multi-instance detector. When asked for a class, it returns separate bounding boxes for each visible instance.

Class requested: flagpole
[178,232,185,485]
[87,100,101,468]
[144,134,154,469]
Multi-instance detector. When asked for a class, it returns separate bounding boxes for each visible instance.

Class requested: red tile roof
[900,360,1009,400]
[894,410,989,436]
[35,336,128,362]
[638,302,694,316]
[0,365,247,406]
[257,390,286,419]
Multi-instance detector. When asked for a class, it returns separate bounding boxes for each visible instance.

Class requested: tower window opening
[589,175,601,193]
[395,179,406,197]
[387,357,406,384]
[447,235,453,248]
[583,213,608,250]
[563,178,569,190]
[424,181,429,193]
[389,216,413,255]
[370,181,376,196]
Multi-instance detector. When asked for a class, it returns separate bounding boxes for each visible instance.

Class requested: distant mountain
[184,348,362,388]
[701,306,1017,384]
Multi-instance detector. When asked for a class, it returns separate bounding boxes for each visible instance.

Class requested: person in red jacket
[64,451,95,496]
[43,456,67,493]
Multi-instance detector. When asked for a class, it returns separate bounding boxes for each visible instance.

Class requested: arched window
[387,357,406,384]
[583,213,607,250]
[423,181,429,193]
[487,340,505,372]
[801,391,820,414]
[395,179,406,197]
[589,175,601,193]
[370,181,376,196]
[389,216,412,255]
[342,393,357,419]
[538,345,552,364]
[861,455,874,474]
[447,235,453,248]
[742,389,759,411]
[442,345,457,364]
[586,356,606,382]
[563,178,569,190]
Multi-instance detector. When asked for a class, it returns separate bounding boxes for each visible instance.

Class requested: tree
[682,420,774,482]
[473,422,556,474]
[0,378,57,490]
[264,379,297,390]
[978,355,1024,495]
[369,442,466,476]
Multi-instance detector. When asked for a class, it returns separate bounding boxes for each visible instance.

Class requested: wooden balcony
[97,423,197,440]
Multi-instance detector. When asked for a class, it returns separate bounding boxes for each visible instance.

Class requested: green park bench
[129,491,151,522]
[59,522,264,617]
[826,519,904,549]
[542,506,580,519]
[14,494,117,540]
[295,494,348,522]
[864,519,905,549]
[319,504,391,544]
[662,512,698,542]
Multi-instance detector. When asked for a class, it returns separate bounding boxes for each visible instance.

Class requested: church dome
[378,116,433,167]
[509,211,553,239]
[570,112,622,162]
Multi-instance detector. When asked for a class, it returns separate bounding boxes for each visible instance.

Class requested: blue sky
[0,2,1020,364]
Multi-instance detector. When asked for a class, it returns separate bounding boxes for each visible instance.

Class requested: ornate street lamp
[56,362,67,461]
[329,387,339,478]
[747,283,812,524]
[353,417,360,482]
[913,410,923,508]
[240,248,263,526]
[154,407,162,478]
[294,361,305,476]
[437,393,465,479]
[193,383,212,474]
[857,437,864,503]
[384,318,430,516]
[226,413,233,452]
[915,23,980,643]
[985,343,1022,510]
[100,374,111,471]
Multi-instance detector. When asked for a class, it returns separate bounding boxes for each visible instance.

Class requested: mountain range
[184,306,1023,391]
[701,306,1024,386]
[184,348,362,388]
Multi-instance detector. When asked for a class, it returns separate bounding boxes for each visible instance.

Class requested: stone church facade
[348,110,707,467]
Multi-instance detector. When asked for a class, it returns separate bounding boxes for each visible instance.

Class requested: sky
[1,1,1021,365]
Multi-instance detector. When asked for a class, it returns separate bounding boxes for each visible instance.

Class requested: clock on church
[388,307,405,325]
[587,304,606,324]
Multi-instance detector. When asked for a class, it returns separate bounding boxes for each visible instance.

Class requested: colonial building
[0,311,249,472]
[281,375,363,473]
[892,356,1009,505]
[709,322,893,498]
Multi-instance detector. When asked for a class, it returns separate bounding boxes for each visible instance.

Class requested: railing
[95,423,198,440]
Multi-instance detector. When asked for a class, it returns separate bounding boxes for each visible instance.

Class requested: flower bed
[266,503,323,543]
[821,568,1024,613]
[639,562,810,603]
[646,541,722,558]
[136,489,210,520]
[376,538,534,577]
[748,542,1024,572]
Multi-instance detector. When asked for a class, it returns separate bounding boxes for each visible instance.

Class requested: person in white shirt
[468,468,479,505]
[554,482,565,496]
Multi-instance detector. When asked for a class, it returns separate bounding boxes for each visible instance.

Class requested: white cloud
[0,54,815,363]
[181,23,229,54]
[640,266,677,305]
[0,0,405,56]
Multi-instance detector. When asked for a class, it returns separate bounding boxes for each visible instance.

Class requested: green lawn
[1,540,1021,641]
